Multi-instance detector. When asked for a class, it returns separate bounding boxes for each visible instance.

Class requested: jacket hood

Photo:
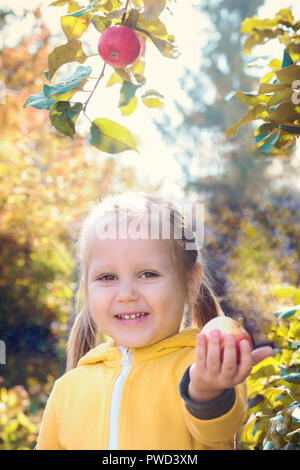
[77,327,200,367]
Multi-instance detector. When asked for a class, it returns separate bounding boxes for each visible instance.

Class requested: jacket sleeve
[36,381,63,450]
[179,365,248,446]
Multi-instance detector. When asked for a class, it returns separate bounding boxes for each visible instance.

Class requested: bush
[0,381,41,450]
[237,300,300,450]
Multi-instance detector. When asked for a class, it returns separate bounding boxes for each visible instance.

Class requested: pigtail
[66,306,98,371]
[192,281,225,329]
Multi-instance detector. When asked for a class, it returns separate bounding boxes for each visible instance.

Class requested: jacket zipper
[107,345,132,450]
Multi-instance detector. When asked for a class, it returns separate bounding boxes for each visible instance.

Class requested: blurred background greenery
[0,0,299,449]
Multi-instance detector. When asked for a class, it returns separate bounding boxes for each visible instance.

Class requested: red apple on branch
[98,25,141,68]
[201,316,253,363]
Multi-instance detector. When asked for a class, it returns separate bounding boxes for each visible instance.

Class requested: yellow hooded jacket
[36,328,248,450]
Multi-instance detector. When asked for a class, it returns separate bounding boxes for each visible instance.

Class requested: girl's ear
[185,263,203,305]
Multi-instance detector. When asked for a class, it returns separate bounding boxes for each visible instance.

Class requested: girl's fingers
[235,339,253,382]
[195,333,207,370]
[251,345,274,365]
[221,334,237,378]
[206,329,221,373]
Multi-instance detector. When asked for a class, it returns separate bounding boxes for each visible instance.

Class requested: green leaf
[44,70,50,81]
[65,5,92,16]
[43,65,92,98]
[124,8,139,28]
[48,39,87,81]
[282,50,293,68]
[49,101,83,138]
[119,81,140,107]
[258,130,281,152]
[248,394,265,409]
[273,306,299,319]
[89,118,139,153]
[281,373,300,384]
[23,90,56,110]
[263,440,274,450]
[91,15,112,33]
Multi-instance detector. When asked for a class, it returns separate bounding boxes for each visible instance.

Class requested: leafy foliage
[0,383,40,450]
[201,189,300,342]
[23,0,178,153]
[237,301,300,450]
[226,8,300,154]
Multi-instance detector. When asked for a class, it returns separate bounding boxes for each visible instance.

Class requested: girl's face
[88,235,188,348]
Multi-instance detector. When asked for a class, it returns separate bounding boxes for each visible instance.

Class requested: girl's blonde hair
[66,192,224,370]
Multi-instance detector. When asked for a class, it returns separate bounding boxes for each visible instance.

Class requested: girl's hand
[188,329,274,404]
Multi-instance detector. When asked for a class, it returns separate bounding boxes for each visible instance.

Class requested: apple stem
[121,0,130,25]
[238,317,244,327]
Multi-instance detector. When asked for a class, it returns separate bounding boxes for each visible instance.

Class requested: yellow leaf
[137,15,168,39]
[90,118,139,153]
[106,72,123,87]
[120,96,138,115]
[61,14,91,41]
[48,39,87,81]
[225,105,267,137]
[275,64,300,85]
[143,0,166,21]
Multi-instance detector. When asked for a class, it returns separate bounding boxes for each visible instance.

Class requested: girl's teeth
[118,313,147,319]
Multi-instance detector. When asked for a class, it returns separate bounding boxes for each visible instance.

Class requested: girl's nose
[116,284,139,302]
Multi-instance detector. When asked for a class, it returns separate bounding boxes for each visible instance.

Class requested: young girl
[36,192,273,450]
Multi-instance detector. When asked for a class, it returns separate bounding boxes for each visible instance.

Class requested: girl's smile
[88,236,188,348]
[114,311,150,325]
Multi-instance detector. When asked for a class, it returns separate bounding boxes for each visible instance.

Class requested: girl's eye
[98,274,116,281]
[97,272,158,281]
[140,271,158,279]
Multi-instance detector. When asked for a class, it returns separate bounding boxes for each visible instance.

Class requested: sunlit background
[1,0,300,450]
[2,0,300,199]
